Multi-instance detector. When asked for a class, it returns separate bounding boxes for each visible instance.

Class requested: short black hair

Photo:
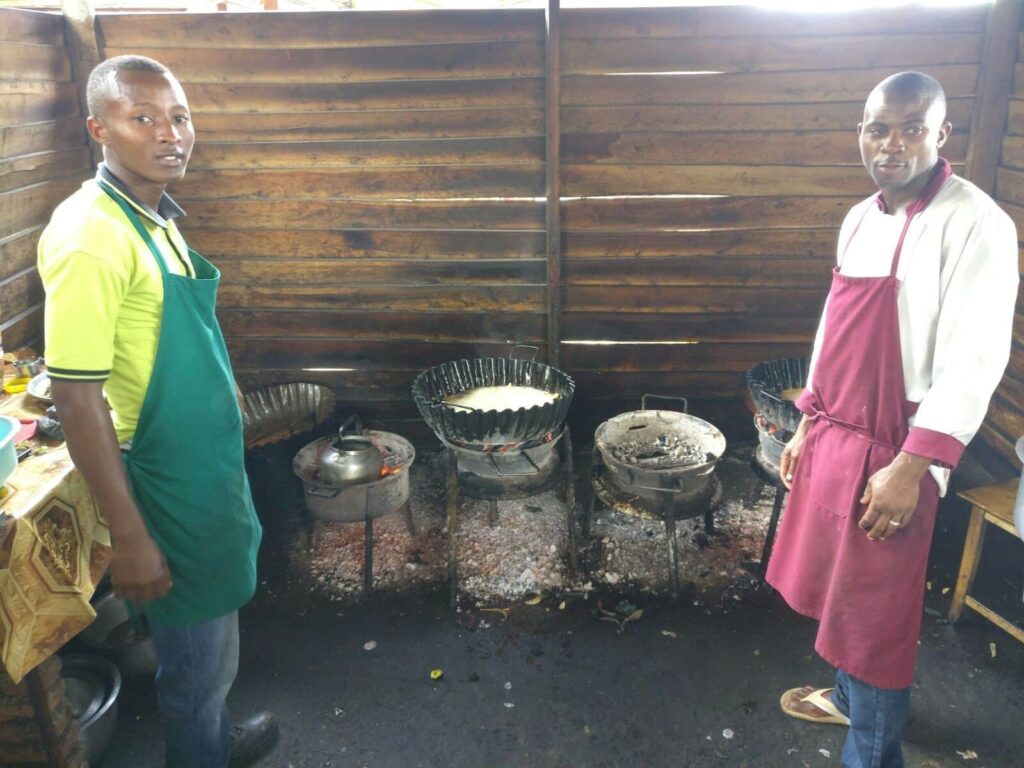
[872,71,946,117]
[86,55,171,117]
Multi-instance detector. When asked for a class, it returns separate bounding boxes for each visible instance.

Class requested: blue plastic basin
[0,415,20,488]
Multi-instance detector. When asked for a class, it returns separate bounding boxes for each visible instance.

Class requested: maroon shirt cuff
[901,427,964,469]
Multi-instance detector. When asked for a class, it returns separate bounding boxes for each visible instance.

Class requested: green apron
[99,180,261,627]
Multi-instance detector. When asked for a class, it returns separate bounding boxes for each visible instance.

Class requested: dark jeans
[149,611,239,768]
[833,668,911,768]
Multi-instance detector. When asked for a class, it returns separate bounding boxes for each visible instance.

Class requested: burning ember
[607,434,712,468]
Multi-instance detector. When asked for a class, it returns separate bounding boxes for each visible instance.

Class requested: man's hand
[779,415,812,490]
[110,528,173,604]
[858,452,932,540]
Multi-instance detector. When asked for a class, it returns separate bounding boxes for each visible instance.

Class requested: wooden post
[545,0,562,368]
[963,0,1023,194]
[60,0,103,167]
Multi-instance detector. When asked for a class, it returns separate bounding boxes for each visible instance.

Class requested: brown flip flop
[780,687,851,726]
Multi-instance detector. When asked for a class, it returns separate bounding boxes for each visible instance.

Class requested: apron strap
[97,179,171,278]
[840,158,952,279]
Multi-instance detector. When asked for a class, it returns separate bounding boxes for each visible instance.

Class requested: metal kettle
[319,416,382,487]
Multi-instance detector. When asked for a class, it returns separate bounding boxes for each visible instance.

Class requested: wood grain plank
[192,109,544,141]
[562,164,883,197]
[0,82,80,125]
[211,258,546,286]
[563,64,979,107]
[0,227,43,280]
[217,284,544,312]
[188,137,543,169]
[105,42,544,84]
[0,148,91,194]
[225,338,546,370]
[99,10,544,49]
[568,370,747,399]
[998,135,1024,171]
[178,199,544,231]
[562,34,980,76]
[562,196,861,231]
[565,256,832,288]
[975,422,1017,468]
[232,368,420,400]
[0,304,43,350]
[0,179,80,239]
[188,229,545,260]
[185,78,544,113]
[0,42,71,82]
[562,311,819,344]
[1006,98,1024,136]
[561,340,810,372]
[563,228,839,259]
[0,119,87,159]
[562,131,967,166]
[561,6,985,39]
[0,268,43,324]
[564,285,824,315]
[218,309,544,342]
[996,167,1024,207]
[174,167,544,201]
[563,99,974,134]
[0,9,65,46]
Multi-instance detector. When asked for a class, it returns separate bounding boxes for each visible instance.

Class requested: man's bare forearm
[51,380,146,541]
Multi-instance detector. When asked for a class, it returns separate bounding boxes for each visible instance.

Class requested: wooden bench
[948,479,1024,643]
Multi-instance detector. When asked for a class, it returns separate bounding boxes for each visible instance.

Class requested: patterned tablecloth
[0,392,110,684]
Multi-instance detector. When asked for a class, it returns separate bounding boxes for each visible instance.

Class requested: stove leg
[704,508,715,536]
[563,425,578,574]
[664,511,680,601]
[758,484,787,580]
[401,499,417,537]
[363,495,374,597]
[488,499,499,527]
[446,449,459,609]
[582,445,600,541]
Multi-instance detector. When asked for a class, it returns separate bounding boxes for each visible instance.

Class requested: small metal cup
[13,358,42,378]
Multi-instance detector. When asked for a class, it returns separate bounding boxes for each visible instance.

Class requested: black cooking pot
[746,357,809,434]
[412,356,574,446]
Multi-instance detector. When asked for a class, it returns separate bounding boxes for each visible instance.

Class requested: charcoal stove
[292,425,417,595]
[584,396,726,600]
[745,358,808,578]
[412,348,578,606]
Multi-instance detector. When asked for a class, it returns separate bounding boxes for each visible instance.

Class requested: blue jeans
[832,668,911,768]
[149,611,240,768]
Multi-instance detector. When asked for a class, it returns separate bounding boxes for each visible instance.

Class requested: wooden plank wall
[559,4,983,439]
[98,10,548,440]
[0,9,90,352]
[987,11,1024,470]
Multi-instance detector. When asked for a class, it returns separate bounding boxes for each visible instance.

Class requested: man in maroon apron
[766,72,1018,768]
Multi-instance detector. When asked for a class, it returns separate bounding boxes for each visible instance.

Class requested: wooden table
[948,479,1023,644]
[0,391,110,685]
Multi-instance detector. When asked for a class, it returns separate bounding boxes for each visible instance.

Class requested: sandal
[780,687,851,726]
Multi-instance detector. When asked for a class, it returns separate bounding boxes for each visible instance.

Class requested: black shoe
[228,711,279,767]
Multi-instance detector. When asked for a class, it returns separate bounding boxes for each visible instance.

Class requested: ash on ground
[284,444,777,606]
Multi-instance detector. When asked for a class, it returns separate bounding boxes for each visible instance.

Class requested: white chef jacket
[803,173,1019,495]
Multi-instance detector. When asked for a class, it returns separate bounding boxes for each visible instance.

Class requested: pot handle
[338,414,364,440]
[641,394,689,413]
[305,485,342,499]
[510,344,539,362]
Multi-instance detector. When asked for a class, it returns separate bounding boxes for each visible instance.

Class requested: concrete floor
[91,445,1024,768]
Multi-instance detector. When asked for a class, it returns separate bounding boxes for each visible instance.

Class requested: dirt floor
[84,440,1024,768]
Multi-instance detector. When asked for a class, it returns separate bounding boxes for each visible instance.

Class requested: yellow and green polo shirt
[38,165,195,443]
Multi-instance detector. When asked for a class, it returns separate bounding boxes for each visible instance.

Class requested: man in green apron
[39,55,276,767]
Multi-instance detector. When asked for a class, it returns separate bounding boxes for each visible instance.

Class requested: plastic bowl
[0,414,20,487]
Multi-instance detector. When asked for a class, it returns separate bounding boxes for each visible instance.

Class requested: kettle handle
[338,414,363,440]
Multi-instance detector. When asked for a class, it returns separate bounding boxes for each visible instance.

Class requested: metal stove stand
[582,448,720,602]
[751,445,787,580]
[444,426,577,608]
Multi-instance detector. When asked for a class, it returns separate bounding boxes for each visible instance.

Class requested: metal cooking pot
[319,416,382,487]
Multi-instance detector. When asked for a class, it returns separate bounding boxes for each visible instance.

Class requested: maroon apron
[766,161,951,690]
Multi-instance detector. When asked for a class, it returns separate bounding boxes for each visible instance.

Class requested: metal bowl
[61,654,121,765]
[412,358,575,446]
[242,382,336,448]
[746,357,809,433]
[26,372,52,404]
